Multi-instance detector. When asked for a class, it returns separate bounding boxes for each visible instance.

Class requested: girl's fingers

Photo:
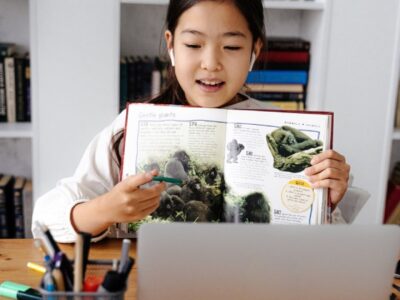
[140,197,161,214]
[305,159,350,178]
[311,150,346,165]
[307,166,348,183]
[122,172,154,191]
[135,182,166,203]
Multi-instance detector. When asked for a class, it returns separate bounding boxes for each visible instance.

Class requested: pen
[73,234,83,292]
[118,239,131,273]
[26,262,46,274]
[0,281,42,300]
[152,176,183,185]
[80,231,92,280]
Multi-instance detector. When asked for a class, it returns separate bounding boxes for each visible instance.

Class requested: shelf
[121,0,326,10]
[394,128,400,140]
[0,123,33,138]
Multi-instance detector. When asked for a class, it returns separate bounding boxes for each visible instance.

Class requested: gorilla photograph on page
[127,149,271,233]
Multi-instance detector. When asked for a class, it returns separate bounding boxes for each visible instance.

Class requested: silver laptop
[137,224,400,300]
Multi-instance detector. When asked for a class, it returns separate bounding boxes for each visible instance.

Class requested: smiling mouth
[196,80,225,90]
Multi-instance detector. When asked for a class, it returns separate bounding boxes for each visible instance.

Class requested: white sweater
[32,99,344,243]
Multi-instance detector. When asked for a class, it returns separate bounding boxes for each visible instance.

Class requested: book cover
[13,176,26,238]
[0,175,15,238]
[117,103,333,236]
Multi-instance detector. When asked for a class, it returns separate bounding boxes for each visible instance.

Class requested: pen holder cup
[40,259,126,300]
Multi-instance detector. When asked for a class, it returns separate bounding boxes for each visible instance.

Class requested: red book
[258,51,310,63]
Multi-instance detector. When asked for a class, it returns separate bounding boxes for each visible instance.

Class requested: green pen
[152,176,183,185]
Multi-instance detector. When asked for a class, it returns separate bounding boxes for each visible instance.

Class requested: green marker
[0,281,42,300]
[152,176,183,185]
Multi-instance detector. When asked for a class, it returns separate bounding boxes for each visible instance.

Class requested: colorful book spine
[246,70,308,85]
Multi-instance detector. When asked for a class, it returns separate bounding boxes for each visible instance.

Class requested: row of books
[120,56,169,112]
[246,37,311,111]
[384,162,400,224]
[0,43,31,123]
[119,37,310,112]
[0,174,33,238]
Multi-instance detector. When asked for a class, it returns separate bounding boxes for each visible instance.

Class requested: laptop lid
[137,224,400,300]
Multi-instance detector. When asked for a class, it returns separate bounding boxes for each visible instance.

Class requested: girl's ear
[249,38,263,71]
[253,38,263,60]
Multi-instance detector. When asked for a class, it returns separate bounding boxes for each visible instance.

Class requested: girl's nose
[201,48,222,71]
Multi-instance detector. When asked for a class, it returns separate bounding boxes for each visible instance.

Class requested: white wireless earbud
[169,49,175,67]
[249,52,256,71]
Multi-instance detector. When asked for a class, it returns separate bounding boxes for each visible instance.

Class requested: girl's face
[165,1,262,108]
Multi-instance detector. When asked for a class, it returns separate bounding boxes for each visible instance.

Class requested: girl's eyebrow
[180,29,247,38]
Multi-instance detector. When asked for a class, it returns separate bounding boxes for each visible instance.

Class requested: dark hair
[112,0,267,167]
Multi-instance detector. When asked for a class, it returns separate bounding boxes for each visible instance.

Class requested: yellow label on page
[281,179,314,213]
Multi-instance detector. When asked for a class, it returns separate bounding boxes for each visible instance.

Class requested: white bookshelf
[16,0,400,226]
[0,123,32,138]
[121,0,325,10]
[0,0,32,178]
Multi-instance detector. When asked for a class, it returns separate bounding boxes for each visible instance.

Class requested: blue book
[246,70,308,85]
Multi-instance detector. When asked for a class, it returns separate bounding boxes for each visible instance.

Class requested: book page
[119,104,228,236]
[224,109,331,225]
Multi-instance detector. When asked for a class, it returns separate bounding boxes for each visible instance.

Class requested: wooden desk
[0,239,137,299]
[1,239,399,300]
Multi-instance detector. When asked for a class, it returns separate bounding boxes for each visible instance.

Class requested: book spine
[13,186,24,238]
[15,57,26,122]
[24,60,31,122]
[267,39,310,51]
[246,92,304,101]
[0,58,7,122]
[246,70,308,85]
[22,180,33,238]
[0,189,8,237]
[120,59,128,112]
[259,51,310,63]
[4,57,16,123]
[259,62,310,71]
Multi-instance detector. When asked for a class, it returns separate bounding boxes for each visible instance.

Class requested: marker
[152,176,183,185]
[26,262,46,274]
[0,281,42,300]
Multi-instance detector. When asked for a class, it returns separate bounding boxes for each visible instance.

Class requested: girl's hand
[101,170,167,224]
[304,150,350,209]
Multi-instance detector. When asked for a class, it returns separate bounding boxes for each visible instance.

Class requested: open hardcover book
[114,103,333,237]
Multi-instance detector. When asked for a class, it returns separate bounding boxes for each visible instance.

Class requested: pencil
[27,262,46,274]
[152,176,183,185]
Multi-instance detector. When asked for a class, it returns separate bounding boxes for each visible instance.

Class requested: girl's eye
[225,46,241,51]
[185,44,201,49]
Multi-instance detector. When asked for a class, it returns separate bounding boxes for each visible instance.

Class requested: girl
[32,0,350,242]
